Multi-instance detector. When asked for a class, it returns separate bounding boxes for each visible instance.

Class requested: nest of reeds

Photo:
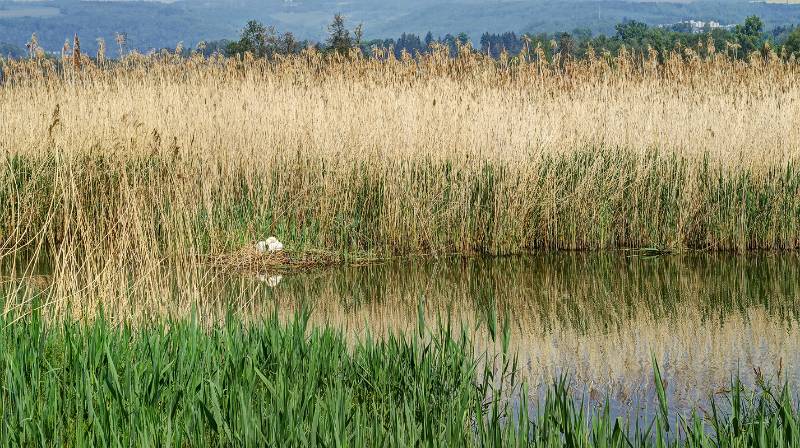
[0,275,52,291]
[205,246,343,275]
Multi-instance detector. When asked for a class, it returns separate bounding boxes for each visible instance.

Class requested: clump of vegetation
[0,309,797,446]
[0,309,516,445]
[223,20,305,58]
[206,246,348,274]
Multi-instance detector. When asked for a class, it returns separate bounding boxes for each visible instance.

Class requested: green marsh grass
[1,309,799,446]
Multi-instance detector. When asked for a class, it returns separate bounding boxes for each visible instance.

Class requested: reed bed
[1,48,799,271]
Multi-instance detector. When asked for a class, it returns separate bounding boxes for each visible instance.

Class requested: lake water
[3,252,799,421]
[245,253,800,420]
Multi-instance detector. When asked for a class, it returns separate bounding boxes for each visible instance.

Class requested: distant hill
[0,0,236,56]
[0,40,25,57]
[1,0,800,54]
[375,0,800,37]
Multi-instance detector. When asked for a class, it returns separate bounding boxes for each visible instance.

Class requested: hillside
[1,0,800,54]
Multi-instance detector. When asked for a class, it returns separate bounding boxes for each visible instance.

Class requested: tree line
[4,13,800,61]
[479,17,800,61]
[213,14,800,61]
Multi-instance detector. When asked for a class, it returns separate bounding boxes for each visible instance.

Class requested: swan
[266,236,284,253]
[255,237,284,253]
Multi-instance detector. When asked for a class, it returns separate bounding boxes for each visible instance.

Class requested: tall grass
[0,308,514,446]
[1,309,798,446]
[0,47,799,269]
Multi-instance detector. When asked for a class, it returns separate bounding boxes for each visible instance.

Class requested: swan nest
[205,243,341,274]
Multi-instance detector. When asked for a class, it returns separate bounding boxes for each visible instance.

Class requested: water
[3,251,800,421]
[248,253,800,420]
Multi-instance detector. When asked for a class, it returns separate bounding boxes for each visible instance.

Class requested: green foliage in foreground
[0,311,799,446]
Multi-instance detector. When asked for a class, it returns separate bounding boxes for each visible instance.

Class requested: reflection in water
[233,253,800,419]
[2,252,799,419]
[256,274,283,288]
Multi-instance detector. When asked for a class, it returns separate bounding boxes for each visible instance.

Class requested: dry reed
[1,48,799,264]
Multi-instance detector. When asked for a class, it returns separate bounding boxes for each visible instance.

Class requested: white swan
[255,236,284,253]
[266,236,284,253]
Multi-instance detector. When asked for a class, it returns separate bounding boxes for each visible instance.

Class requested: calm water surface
[248,253,800,419]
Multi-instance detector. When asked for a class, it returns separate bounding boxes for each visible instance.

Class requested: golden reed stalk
[0,47,798,269]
